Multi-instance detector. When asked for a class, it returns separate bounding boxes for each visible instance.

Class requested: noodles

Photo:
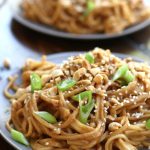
[5,48,150,150]
[21,0,150,34]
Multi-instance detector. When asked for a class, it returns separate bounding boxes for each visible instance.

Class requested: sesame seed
[119,93,123,96]
[140,106,143,109]
[120,103,123,106]
[54,128,61,134]
[116,97,120,101]
[45,142,49,146]
[103,94,107,97]
[101,60,105,64]
[58,121,62,126]
[124,99,130,103]
[132,112,143,118]
[134,91,138,94]
[130,99,134,102]
[133,96,136,99]
[103,101,107,104]
[95,104,98,109]
[94,109,97,113]
[102,122,105,126]
[84,100,88,104]
[66,100,70,103]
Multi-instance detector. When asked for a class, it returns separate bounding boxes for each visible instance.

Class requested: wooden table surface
[0,1,150,150]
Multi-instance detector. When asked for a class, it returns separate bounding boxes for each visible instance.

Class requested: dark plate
[11,0,150,40]
[0,52,144,150]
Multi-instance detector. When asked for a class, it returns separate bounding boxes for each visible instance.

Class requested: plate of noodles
[11,0,150,40]
[1,48,150,150]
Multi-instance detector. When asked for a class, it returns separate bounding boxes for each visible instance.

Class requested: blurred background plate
[11,0,150,40]
[0,51,141,150]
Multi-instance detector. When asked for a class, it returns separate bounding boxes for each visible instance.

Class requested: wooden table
[0,1,150,150]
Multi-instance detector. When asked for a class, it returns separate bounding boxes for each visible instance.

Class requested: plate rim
[0,51,142,150]
[11,0,150,40]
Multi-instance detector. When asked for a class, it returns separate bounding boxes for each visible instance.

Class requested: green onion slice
[85,53,94,64]
[112,64,135,85]
[57,79,76,92]
[84,0,95,16]
[30,73,42,92]
[112,64,128,81]
[146,119,150,129]
[11,129,29,146]
[73,91,94,124]
[34,111,57,124]
[72,91,92,102]
[79,96,95,124]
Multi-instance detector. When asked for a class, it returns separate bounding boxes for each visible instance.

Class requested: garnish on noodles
[4,48,150,150]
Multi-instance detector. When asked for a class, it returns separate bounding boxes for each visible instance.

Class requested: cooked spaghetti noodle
[5,48,150,150]
[21,0,150,34]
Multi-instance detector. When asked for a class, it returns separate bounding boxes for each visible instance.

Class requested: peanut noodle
[21,0,150,34]
[5,48,150,150]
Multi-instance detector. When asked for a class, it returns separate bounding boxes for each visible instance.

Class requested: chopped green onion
[73,91,94,124]
[123,70,135,84]
[57,79,76,92]
[112,64,128,81]
[79,96,95,124]
[146,119,150,129]
[72,91,92,102]
[34,111,57,124]
[30,73,42,92]
[112,64,135,85]
[85,53,94,64]
[11,129,29,146]
[84,0,95,16]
